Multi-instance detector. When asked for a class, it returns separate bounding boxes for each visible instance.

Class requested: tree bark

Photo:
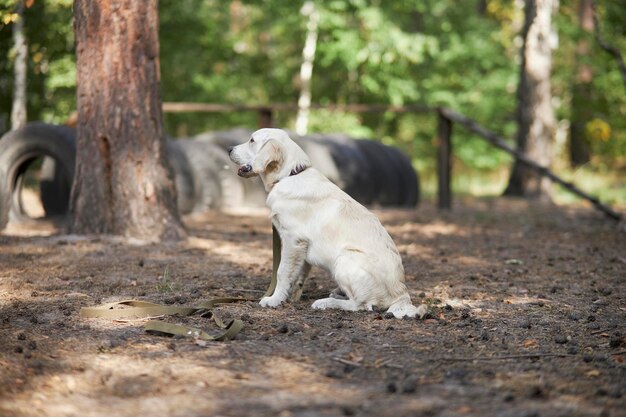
[569,0,594,167]
[70,0,185,242]
[504,0,557,199]
[11,0,27,131]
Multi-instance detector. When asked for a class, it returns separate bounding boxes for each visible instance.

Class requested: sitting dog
[229,128,426,318]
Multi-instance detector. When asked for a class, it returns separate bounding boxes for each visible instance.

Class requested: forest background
[0,0,624,205]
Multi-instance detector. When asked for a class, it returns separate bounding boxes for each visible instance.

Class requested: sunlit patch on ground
[0,200,624,417]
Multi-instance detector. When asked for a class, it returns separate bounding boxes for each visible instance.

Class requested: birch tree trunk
[70,0,185,242]
[295,1,319,136]
[11,0,27,131]
[504,0,558,199]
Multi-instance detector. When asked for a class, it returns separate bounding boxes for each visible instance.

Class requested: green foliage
[0,0,624,197]
[0,0,74,130]
[552,2,626,169]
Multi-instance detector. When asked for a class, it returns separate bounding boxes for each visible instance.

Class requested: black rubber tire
[192,129,267,208]
[0,122,76,230]
[383,145,419,206]
[40,156,73,215]
[166,139,196,214]
[178,138,256,210]
[353,139,398,206]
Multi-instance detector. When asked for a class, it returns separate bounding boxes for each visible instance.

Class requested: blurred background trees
[0,0,624,204]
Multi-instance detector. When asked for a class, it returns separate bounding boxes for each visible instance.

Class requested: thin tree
[569,0,594,167]
[592,2,626,89]
[295,1,319,136]
[10,0,27,130]
[504,0,558,199]
[70,0,185,242]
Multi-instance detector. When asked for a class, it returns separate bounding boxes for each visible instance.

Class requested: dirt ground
[0,199,624,417]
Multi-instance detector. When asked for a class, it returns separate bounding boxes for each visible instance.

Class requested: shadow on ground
[0,200,624,417]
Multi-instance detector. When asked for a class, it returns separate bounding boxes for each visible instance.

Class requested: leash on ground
[79,226,282,342]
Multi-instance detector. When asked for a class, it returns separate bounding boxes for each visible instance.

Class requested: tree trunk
[295,1,319,136]
[504,0,557,199]
[11,0,27,131]
[70,0,185,242]
[569,0,594,167]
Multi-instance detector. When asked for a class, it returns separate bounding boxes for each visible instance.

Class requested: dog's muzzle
[237,164,253,177]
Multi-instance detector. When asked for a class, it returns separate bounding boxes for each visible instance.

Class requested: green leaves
[0,0,623,178]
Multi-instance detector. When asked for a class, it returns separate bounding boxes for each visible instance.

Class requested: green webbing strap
[145,319,244,341]
[79,298,247,341]
[79,300,198,319]
[79,298,248,319]
[265,225,281,297]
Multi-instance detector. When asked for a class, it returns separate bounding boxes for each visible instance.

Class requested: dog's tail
[386,295,428,319]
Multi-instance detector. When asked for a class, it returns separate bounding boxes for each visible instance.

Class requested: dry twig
[437,353,575,361]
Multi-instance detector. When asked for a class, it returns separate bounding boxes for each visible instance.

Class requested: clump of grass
[156,266,178,293]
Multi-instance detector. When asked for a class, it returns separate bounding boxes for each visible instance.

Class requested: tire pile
[0,124,419,230]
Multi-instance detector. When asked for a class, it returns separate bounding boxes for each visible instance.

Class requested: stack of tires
[196,129,420,207]
[0,124,419,231]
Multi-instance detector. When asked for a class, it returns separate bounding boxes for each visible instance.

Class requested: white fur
[229,128,426,319]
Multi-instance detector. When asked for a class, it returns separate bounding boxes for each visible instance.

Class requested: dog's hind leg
[311,297,360,311]
[329,287,348,300]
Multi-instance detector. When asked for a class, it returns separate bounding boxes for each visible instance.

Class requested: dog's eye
[250,138,255,143]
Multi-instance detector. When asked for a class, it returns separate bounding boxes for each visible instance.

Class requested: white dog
[229,128,426,319]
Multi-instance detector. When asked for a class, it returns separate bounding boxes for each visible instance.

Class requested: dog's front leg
[287,261,311,302]
[260,236,308,308]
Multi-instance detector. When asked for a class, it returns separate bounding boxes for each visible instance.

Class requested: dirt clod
[609,336,622,348]
[401,376,418,394]
[386,382,398,393]
[528,386,545,398]
[599,287,613,296]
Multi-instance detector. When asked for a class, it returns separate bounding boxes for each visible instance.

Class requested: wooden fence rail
[162,101,622,222]
[438,107,623,222]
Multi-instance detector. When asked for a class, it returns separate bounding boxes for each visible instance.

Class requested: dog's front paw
[260,296,285,308]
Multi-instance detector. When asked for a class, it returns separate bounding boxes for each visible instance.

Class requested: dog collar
[289,165,308,176]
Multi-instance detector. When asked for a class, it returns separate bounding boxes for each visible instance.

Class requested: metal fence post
[258,108,273,128]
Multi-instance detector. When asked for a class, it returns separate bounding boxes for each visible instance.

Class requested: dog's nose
[227,146,234,155]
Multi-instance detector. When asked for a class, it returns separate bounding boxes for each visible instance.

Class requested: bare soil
[0,199,624,417]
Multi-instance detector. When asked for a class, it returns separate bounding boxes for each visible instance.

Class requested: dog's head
[229,129,311,189]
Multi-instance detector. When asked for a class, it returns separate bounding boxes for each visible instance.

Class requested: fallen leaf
[523,339,538,348]
[454,405,473,414]
[586,369,600,377]
[348,352,363,363]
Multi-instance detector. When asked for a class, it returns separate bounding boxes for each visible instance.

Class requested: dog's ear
[252,139,283,174]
